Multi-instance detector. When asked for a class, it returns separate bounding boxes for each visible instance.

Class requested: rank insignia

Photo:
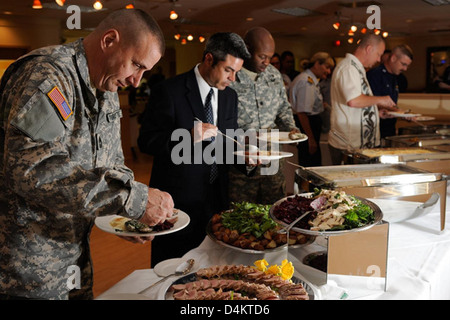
[307,76,314,84]
[47,86,72,121]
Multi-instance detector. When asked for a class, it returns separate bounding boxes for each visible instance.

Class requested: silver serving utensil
[138,258,195,294]
[277,210,313,235]
[194,117,243,147]
[331,130,357,153]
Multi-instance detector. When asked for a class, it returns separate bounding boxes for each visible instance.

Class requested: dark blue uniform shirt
[367,64,399,139]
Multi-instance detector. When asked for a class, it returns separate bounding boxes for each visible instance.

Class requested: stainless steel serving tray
[398,124,449,135]
[344,147,450,164]
[295,163,442,188]
[385,134,450,147]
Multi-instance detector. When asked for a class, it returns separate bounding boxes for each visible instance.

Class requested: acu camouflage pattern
[0,39,148,300]
[228,64,298,205]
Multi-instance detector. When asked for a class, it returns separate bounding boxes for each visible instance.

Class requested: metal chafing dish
[344,147,450,164]
[398,124,449,135]
[385,133,450,148]
[342,146,450,175]
[295,163,447,231]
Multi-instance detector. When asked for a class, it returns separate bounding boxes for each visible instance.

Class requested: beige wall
[0,16,62,51]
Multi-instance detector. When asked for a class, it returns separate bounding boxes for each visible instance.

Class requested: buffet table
[97,192,450,301]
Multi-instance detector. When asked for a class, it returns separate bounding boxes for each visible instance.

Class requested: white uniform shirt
[328,53,380,150]
[289,68,323,115]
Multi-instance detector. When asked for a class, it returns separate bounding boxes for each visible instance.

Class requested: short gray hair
[393,44,413,60]
[357,33,384,49]
[96,8,165,56]
[203,32,251,66]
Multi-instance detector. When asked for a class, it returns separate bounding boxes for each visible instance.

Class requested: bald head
[243,27,276,74]
[354,33,385,69]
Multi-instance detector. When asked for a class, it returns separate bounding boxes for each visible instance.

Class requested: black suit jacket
[138,68,243,216]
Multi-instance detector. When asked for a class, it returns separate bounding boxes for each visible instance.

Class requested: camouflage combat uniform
[228,64,297,205]
[0,39,148,300]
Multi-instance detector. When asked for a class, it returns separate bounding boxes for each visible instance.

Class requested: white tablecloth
[97,192,450,300]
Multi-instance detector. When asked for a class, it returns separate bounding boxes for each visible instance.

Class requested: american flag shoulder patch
[47,86,72,121]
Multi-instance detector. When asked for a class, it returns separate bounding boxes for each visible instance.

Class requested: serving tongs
[276,196,326,235]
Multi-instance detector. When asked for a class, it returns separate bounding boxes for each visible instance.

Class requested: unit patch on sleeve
[47,86,73,121]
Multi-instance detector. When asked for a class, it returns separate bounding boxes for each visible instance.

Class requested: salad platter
[270,189,383,236]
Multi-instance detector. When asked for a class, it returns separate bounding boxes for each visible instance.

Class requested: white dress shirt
[194,64,218,125]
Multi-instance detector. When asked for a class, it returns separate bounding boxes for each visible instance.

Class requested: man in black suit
[138,32,251,266]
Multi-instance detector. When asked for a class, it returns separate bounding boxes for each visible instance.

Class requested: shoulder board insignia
[307,76,314,84]
[47,86,72,121]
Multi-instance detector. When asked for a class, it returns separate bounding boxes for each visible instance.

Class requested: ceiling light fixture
[382,31,389,38]
[126,4,135,9]
[93,1,103,10]
[32,0,43,9]
[55,0,65,6]
[333,22,341,30]
[169,0,179,20]
[169,10,178,20]
[199,36,206,43]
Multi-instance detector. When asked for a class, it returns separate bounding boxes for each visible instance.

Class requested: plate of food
[164,262,315,300]
[207,202,315,253]
[94,209,190,237]
[234,150,293,161]
[388,111,421,118]
[270,189,383,236]
[415,116,435,121]
[258,131,308,144]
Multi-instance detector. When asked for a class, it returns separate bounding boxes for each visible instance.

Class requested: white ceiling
[1,0,450,41]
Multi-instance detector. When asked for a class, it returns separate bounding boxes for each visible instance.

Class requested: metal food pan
[343,147,450,165]
[295,163,441,188]
[385,134,450,148]
[398,124,449,135]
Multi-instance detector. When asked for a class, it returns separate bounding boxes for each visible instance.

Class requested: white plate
[388,112,421,118]
[234,150,294,160]
[96,293,152,300]
[94,210,190,237]
[258,131,308,144]
[154,258,183,277]
[415,116,435,121]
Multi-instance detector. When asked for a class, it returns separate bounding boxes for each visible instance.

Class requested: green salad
[221,202,277,238]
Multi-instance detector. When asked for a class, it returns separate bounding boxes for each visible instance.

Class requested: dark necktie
[204,88,218,183]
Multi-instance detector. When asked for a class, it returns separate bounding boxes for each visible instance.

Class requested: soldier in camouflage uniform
[0,9,173,300]
[229,27,300,205]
